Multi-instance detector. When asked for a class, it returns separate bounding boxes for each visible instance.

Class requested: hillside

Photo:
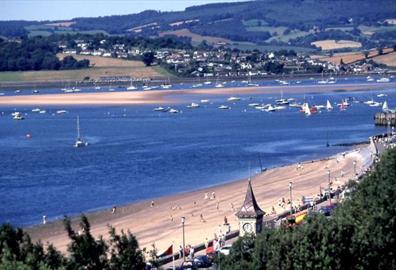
[1,0,396,51]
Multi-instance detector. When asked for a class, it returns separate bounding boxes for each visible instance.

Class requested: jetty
[374,112,396,126]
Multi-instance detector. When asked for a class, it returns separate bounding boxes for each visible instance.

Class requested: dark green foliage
[107,226,145,270]
[0,37,89,72]
[0,216,146,270]
[221,148,396,269]
[64,216,108,269]
[142,52,155,66]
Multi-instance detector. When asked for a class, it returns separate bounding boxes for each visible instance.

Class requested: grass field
[0,54,169,83]
[315,48,394,65]
[311,40,362,50]
[159,28,231,45]
[373,52,396,67]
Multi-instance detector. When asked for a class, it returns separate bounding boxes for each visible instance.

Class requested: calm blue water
[0,85,394,226]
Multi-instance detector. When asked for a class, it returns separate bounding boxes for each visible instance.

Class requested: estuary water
[0,84,394,226]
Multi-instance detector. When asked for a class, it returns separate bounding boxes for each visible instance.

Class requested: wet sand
[1,82,395,106]
[27,145,374,255]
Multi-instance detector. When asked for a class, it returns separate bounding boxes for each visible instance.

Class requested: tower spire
[236,180,265,218]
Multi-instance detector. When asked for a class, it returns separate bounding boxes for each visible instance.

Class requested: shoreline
[26,143,374,254]
[1,82,396,106]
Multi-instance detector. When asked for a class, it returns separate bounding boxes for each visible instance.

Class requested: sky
[2,0,245,21]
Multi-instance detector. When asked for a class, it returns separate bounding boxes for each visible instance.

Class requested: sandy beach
[1,82,395,106]
[27,144,374,255]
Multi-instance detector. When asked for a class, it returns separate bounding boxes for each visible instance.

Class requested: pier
[374,112,396,126]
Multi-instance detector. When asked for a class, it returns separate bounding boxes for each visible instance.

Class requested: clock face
[243,223,253,233]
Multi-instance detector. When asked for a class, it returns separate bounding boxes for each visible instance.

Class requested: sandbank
[1,82,395,106]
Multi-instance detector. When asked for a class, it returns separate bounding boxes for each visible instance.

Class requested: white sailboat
[302,103,311,116]
[382,101,389,112]
[74,116,88,148]
[326,100,333,110]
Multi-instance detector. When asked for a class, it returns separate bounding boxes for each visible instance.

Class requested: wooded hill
[1,0,396,51]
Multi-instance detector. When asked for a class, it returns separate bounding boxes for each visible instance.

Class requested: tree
[108,226,145,270]
[377,47,384,55]
[142,52,155,66]
[64,215,108,270]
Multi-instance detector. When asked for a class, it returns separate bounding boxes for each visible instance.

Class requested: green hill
[1,0,396,50]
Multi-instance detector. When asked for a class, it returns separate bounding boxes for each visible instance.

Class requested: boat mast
[76,116,81,139]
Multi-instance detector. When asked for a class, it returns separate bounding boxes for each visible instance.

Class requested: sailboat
[382,101,389,112]
[326,100,333,111]
[74,116,88,148]
[127,81,137,90]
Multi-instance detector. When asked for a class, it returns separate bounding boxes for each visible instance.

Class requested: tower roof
[236,180,265,218]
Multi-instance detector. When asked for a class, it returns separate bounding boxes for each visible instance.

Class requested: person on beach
[151,200,154,207]
[211,191,216,200]
[42,215,47,225]
[216,201,220,210]
[112,206,116,214]
[224,216,228,225]
[179,245,184,259]
[200,213,205,222]
[189,246,194,259]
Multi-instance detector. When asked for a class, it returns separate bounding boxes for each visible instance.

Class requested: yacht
[187,103,200,109]
[12,112,24,120]
[32,108,41,113]
[168,108,179,114]
[127,85,137,90]
[153,106,169,112]
[200,99,210,103]
[376,77,390,83]
[218,105,230,110]
[74,116,88,148]
[56,110,68,114]
[227,96,241,102]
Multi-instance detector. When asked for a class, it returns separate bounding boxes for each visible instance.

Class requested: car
[318,204,338,216]
[193,255,212,268]
[217,244,232,256]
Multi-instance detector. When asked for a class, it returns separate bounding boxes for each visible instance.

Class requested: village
[60,37,392,81]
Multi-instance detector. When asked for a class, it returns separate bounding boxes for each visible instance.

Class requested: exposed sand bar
[1,82,395,106]
[27,145,373,255]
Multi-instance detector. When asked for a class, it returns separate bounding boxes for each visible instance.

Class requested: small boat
[376,77,390,83]
[94,86,101,90]
[264,105,276,112]
[15,90,21,93]
[367,76,375,82]
[39,110,46,114]
[153,106,168,112]
[227,96,241,102]
[192,84,203,88]
[32,108,41,113]
[204,81,212,85]
[315,105,326,110]
[187,103,200,108]
[326,100,333,111]
[161,84,172,89]
[56,110,68,114]
[218,105,230,110]
[364,99,375,105]
[248,103,260,107]
[369,102,382,107]
[168,108,179,114]
[74,116,88,148]
[289,103,302,108]
[215,83,224,88]
[127,85,137,90]
[12,112,24,120]
[33,90,39,94]
[200,99,210,103]
[377,93,387,97]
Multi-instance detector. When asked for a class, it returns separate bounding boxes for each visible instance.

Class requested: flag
[158,244,173,257]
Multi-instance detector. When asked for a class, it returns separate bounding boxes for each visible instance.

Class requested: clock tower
[236,180,265,237]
